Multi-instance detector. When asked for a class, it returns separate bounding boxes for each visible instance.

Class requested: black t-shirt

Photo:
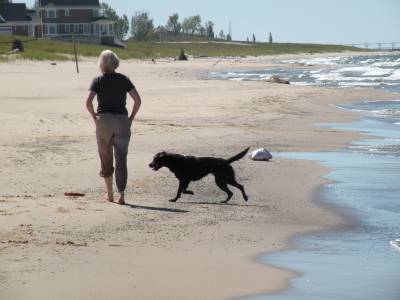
[89,73,135,115]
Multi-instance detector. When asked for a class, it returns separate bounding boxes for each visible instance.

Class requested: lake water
[210,54,400,93]
[210,54,400,299]
[245,100,400,300]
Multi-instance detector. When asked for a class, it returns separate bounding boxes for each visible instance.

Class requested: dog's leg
[170,181,188,202]
[182,183,194,195]
[215,178,233,204]
[229,180,248,202]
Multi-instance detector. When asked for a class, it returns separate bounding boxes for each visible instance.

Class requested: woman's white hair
[98,50,120,72]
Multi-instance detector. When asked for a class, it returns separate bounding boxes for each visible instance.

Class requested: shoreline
[254,98,400,299]
[247,93,399,299]
[245,165,362,300]
[0,54,398,299]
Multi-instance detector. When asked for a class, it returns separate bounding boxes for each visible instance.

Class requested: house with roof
[0,0,116,44]
[0,3,38,36]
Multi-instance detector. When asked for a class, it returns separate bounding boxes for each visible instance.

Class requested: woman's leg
[114,117,131,205]
[96,116,115,202]
[104,176,114,202]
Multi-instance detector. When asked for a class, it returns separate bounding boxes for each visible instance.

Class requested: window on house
[47,9,56,19]
[84,24,90,35]
[48,24,56,35]
[65,9,70,17]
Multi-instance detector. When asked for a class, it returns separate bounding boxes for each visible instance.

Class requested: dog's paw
[169,199,178,203]
[220,200,229,204]
[184,190,194,195]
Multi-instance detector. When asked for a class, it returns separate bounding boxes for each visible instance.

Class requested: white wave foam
[371,61,400,68]
[390,239,400,251]
[291,82,313,86]
[283,56,347,66]
[370,109,400,116]
[338,82,382,87]
[388,70,400,81]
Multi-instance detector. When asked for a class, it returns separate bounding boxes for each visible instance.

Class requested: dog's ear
[155,151,167,158]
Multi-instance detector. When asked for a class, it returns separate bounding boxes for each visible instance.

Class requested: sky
[21,0,400,44]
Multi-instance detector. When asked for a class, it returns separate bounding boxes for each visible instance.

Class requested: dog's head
[149,151,169,171]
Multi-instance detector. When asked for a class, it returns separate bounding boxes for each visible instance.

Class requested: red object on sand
[64,192,85,197]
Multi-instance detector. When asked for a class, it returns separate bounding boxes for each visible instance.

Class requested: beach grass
[0,35,365,61]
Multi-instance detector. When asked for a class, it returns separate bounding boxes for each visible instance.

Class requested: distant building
[0,3,36,36]
[0,0,115,44]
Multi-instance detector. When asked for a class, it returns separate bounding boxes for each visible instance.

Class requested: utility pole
[38,0,44,38]
[229,20,232,38]
[72,33,79,74]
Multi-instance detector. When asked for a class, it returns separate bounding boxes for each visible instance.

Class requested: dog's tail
[226,148,250,164]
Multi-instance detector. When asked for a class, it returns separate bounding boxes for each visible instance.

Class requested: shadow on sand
[125,203,189,213]
[179,201,266,208]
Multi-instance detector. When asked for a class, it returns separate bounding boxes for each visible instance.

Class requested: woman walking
[86,50,142,205]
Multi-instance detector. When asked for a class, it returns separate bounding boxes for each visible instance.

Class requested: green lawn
[0,35,364,62]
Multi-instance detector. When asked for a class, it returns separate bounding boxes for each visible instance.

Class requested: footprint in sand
[56,241,87,247]
[57,207,69,213]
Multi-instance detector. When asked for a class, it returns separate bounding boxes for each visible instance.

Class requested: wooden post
[72,33,79,74]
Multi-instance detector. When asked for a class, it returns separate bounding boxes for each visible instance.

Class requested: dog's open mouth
[149,163,160,171]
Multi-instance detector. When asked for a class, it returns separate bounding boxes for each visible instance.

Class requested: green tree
[199,26,206,36]
[268,32,273,43]
[166,13,181,35]
[0,0,11,3]
[130,11,154,41]
[101,3,129,40]
[226,33,232,41]
[218,30,225,40]
[182,15,202,34]
[252,34,256,43]
[121,15,130,39]
[205,21,214,39]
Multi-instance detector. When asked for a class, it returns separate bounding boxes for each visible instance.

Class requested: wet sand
[0,55,397,299]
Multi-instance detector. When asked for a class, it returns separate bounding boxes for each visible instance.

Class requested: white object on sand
[249,148,273,161]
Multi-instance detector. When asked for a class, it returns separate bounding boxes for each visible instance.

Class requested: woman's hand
[128,89,142,124]
[86,91,97,122]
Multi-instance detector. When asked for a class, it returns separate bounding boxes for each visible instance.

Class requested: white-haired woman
[86,50,142,205]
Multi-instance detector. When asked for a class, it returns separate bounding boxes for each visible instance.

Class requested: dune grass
[0,35,364,62]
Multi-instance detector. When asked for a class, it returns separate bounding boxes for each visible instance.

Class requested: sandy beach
[0,55,397,299]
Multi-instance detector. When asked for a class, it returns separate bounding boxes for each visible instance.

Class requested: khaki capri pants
[95,113,131,193]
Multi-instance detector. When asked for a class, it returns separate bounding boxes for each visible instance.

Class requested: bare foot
[118,193,125,205]
[105,193,114,203]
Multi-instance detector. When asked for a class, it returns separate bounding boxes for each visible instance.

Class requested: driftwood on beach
[266,75,290,84]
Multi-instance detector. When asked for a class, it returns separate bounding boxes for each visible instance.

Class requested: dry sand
[0,55,397,300]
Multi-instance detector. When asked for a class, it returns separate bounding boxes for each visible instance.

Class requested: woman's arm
[128,88,142,122]
[86,91,97,121]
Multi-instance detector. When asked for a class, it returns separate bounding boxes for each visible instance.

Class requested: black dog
[149,148,249,203]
